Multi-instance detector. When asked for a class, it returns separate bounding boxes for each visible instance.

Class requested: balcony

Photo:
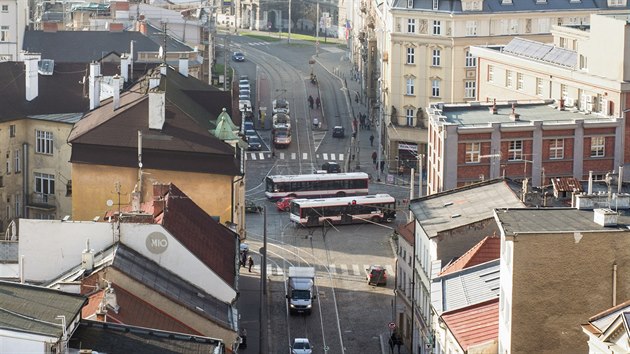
[28,193,56,210]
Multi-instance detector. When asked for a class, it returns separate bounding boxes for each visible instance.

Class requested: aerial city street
[3,1,630,354]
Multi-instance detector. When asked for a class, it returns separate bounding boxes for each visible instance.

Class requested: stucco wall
[71,164,234,223]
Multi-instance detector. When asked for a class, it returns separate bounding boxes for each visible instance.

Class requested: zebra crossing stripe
[323,153,328,160]
[250,154,257,160]
[329,264,336,274]
[291,152,296,160]
[340,264,348,274]
[259,152,264,159]
[302,153,307,160]
[280,152,285,159]
[331,153,336,160]
[353,264,360,275]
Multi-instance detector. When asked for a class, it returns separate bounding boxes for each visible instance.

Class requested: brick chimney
[558,98,565,111]
[108,22,124,32]
[42,22,57,32]
[489,98,498,115]
[148,89,166,130]
[89,62,102,110]
[24,54,41,101]
[509,103,520,121]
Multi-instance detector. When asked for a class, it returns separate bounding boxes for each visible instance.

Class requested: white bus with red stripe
[264,172,369,200]
[289,194,396,226]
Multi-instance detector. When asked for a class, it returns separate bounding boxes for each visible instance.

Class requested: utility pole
[223,26,228,91]
[259,207,268,354]
[288,0,292,44]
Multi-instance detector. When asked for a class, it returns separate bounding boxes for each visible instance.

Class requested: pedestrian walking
[372,151,377,165]
[308,95,314,109]
[247,256,254,272]
[369,134,374,146]
[241,252,247,267]
[316,96,321,109]
[240,328,248,349]
[380,160,385,173]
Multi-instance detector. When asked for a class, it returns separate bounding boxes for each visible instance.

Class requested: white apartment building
[352,0,630,178]
[0,0,27,61]
[471,13,630,166]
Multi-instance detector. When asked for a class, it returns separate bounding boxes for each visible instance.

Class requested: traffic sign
[388,322,396,330]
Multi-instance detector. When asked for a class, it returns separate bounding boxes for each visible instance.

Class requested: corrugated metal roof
[432,260,500,315]
[0,280,87,338]
[410,179,524,238]
[551,177,583,193]
[503,38,577,68]
[442,299,499,351]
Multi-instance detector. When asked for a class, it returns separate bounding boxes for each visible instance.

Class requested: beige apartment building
[353,0,630,175]
[472,13,630,166]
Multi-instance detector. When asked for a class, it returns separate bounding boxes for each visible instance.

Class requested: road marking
[259,152,265,159]
[331,153,336,160]
[291,152,296,160]
[340,264,348,275]
[280,152,285,159]
[329,264,336,274]
[302,152,307,160]
[352,264,360,275]
[250,153,257,160]
[339,153,344,161]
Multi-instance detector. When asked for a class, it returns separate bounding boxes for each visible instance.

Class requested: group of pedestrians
[240,251,255,272]
[358,112,370,130]
[307,95,321,109]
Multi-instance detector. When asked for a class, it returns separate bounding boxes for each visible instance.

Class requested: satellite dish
[106,199,114,207]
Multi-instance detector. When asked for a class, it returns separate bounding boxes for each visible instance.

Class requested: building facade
[427,100,623,194]
[0,0,27,61]
[351,0,630,178]
[472,13,630,166]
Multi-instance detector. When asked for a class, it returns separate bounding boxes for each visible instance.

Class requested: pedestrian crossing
[246,41,271,46]
[248,264,394,277]
[246,152,345,162]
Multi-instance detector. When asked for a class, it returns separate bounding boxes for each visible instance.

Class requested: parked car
[291,338,312,354]
[276,197,295,211]
[239,82,250,91]
[332,126,345,138]
[243,121,254,131]
[232,52,245,62]
[239,74,249,81]
[366,265,387,286]
[322,162,341,173]
[247,136,262,151]
[239,78,249,85]
[244,129,257,141]
[245,200,262,213]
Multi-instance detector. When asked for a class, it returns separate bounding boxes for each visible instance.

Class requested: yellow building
[69,64,245,235]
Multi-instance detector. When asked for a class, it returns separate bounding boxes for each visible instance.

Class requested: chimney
[112,75,121,110]
[24,55,40,101]
[120,54,130,82]
[89,62,102,110]
[489,98,498,114]
[131,191,141,211]
[619,165,624,194]
[588,170,593,194]
[104,286,120,313]
[558,98,565,111]
[179,57,189,77]
[593,208,618,227]
[81,239,94,272]
[43,22,57,32]
[108,22,124,32]
[159,63,167,76]
[148,89,166,130]
[509,102,520,121]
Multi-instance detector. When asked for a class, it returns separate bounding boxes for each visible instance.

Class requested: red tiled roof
[551,177,583,193]
[82,284,201,335]
[439,236,500,276]
[442,299,499,350]
[397,221,415,245]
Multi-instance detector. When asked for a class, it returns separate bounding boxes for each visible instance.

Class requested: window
[5,151,9,174]
[406,47,415,64]
[431,80,440,97]
[465,50,476,67]
[9,125,15,137]
[517,73,524,90]
[406,108,414,126]
[433,20,441,35]
[580,54,588,70]
[506,70,514,88]
[466,21,477,36]
[609,0,626,6]
[433,0,439,10]
[508,140,523,161]
[36,130,53,154]
[66,180,72,197]
[14,194,21,218]
[465,142,481,163]
[34,172,55,195]
[0,176,3,187]
[432,49,441,66]
[406,78,415,95]
[591,136,605,157]
[407,19,416,33]
[14,149,20,173]
[464,81,476,98]
[536,78,543,96]
[1,5,8,12]
[0,26,8,42]
[561,84,568,99]
[549,139,564,159]
[488,65,494,82]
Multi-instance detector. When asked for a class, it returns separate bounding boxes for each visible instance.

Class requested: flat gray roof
[495,208,630,235]
[437,102,617,127]
[410,179,524,238]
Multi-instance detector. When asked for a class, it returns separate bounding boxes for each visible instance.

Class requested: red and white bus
[264,172,369,200]
[289,194,396,226]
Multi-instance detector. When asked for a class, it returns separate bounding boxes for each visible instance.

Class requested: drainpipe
[613,262,618,307]
[22,143,28,218]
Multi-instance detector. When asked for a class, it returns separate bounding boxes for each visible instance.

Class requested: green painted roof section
[213,108,240,141]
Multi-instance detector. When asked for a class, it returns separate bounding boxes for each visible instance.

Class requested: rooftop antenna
[161,21,168,66]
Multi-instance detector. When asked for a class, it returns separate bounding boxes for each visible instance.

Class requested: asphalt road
[222,33,415,354]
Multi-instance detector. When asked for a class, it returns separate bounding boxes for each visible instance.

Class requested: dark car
[245,200,262,213]
[322,162,341,173]
[247,136,262,151]
[244,121,254,131]
[232,52,245,62]
[244,129,257,141]
[332,126,345,138]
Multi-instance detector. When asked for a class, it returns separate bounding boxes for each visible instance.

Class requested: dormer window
[502,0,512,4]
[433,0,439,10]
[608,0,626,5]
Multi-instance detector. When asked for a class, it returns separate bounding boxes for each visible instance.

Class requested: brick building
[426,100,623,194]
